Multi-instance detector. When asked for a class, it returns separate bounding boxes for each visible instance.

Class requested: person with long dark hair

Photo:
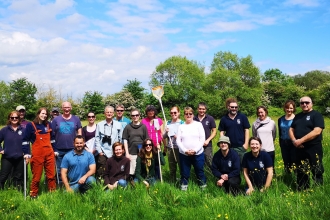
[82,111,97,154]
[0,111,25,191]
[22,108,56,198]
[135,138,165,187]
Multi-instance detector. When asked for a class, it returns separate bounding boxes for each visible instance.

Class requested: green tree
[104,90,137,116]
[123,79,146,110]
[293,70,330,90]
[262,68,294,86]
[0,81,11,124]
[35,85,61,111]
[9,77,37,119]
[81,91,104,117]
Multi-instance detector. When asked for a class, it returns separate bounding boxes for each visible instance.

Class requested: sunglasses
[10,117,19,120]
[300,101,310,105]
[185,113,193,116]
[116,110,124,112]
[131,114,140,117]
[87,116,95,118]
[170,112,178,115]
[229,106,238,109]
[145,143,152,147]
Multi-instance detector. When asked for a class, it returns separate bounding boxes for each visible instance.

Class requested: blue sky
[0,0,329,98]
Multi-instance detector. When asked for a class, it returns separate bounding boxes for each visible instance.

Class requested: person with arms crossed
[289,96,325,190]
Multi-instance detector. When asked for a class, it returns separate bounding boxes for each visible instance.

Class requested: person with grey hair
[289,96,325,190]
[211,136,241,195]
[95,106,122,180]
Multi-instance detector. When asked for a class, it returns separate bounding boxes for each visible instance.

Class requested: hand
[246,187,254,195]
[221,174,228,181]
[126,153,131,160]
[54,152,59,157]
[243,143,248,150]
[66,187,74,193]
[99,152,104,156]
[143,180,150,188]
[24,154,31,164]
[293,139,303,147]
[78,176,87,184]
[156,143,161,150]
[0,150,4,154]
[203,139,210,147]
[217,179,224,187]
[165,127,169,133]
[260,187,266,193]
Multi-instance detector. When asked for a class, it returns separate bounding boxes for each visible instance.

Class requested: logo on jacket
[206,121,209,126]
[18,130,22,135]
[228,160,232,167]
[306,116,310,121]
[121,165,125,171]
[237,119,241,124]
[259,161,264,168]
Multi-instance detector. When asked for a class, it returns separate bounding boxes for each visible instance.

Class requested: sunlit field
[0,117,329,219]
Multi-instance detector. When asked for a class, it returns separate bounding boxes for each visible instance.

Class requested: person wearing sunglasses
[135,138,165,188]
[218,98,250,162]
[122,109,149,182]
[114,104,131,130]
[95,106,122,181]
[82,112,97,154]
[22,108,56,198]
[289,96,325,190]
[163,106,184,182]
[177,107,206,190]
[0,111,24,191]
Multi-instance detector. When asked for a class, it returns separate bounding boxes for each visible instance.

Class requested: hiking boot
[181,185,188,191]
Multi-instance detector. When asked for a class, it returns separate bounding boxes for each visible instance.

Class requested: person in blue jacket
[211,136,241,195]
[0,111,25,191]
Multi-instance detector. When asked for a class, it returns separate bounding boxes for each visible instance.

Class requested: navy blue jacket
[0,125,24,159]
[211,148,240,179]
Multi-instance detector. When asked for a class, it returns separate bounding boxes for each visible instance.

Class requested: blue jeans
[117,179,127,188]
[179,153,206,186]
[56,149,71,184]
[70,176,96,194]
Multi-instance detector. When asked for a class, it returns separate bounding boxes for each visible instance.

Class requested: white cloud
[199,20,257,33]
[284,0,320,7]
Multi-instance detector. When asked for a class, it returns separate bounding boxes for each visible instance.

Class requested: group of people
[0,95,325,198]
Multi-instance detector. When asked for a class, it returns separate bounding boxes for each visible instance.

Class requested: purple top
[82,126,96,142]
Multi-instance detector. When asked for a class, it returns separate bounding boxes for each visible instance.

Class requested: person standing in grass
[163,106,184,182]
[177,107,206,191]
[22,108,56,198]
[16,105,29,129]
[218,98,250,162]
[0,111,25,191]
[135,138,165,188]
[103,142,130,190]
[289,96,324,190]
[82,111,97,155]
[193,102,217,169]
[211,136,241,195]
[278,100,296,174]
[114,104,131,131]
[252,106,276,171]
[61,135,96,193]
[242,137,273,195]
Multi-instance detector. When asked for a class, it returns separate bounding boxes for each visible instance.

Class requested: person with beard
[218,98,250,162]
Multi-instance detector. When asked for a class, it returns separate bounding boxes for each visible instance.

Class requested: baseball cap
[16,105,26,111]
[52,107,60,112]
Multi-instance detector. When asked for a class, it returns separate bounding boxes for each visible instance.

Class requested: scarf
[145,152,153,174]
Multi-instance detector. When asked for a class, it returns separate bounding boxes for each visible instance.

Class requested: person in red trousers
[22,107,56,199]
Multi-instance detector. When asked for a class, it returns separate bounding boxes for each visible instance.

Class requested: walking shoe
[200,184,207,190]
[129,179,136,188]
[181,185,188,191]
[30,195,38,200]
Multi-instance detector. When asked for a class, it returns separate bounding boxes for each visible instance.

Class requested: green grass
[0,117,329,219]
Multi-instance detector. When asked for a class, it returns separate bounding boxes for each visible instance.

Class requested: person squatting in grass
[61,135,96,193]
[289,96,325,190]
[242,137,273,195]
[135,138,165,188]
[0,111,25,191]
[177,107,206,191]
[211,136,241,195]
[22,108,56,198]
[103,142,130,190]
[163,106,184,183]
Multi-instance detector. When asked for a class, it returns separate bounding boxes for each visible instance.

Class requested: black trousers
[0,157,24,190]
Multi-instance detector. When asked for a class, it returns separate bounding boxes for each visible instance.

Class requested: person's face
[114,145,124,157]
[131,111,140,122]
[170,108,180,120]
[104,108,114,120]
[87,113,96,123]
[198,105,206,117]
[219,142,229,151]
[38,110,47,122]
[250,139,261,153]
[184,111,193,123]
[228,102,238,115]
[285,104,294,116]
[18,109,26,119]
[62,102,72,115]
[147,110,155,119]
[257,108,267,121]
[74,138,85,153]
[145,140,153,152]
[10,113,19,125]
[52,111,59,118]
[116,107,124,118]
[300,97,313,113]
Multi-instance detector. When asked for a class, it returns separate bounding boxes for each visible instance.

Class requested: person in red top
[22,108,56,198]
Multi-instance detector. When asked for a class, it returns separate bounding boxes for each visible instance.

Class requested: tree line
[1,51,330,125]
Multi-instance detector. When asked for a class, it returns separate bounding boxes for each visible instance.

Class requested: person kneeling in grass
[103,142,130,190]
[135,138,165,188]
[242,137,273,195]
[61,135,96,193]
[211,136,241,195]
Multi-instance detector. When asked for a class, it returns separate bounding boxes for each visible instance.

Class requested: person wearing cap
[16,105,29,129]
[211,136,241,195]
[49,107,60,123]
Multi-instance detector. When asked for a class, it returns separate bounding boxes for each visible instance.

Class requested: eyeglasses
[170,112,177,115]
[145,144,152,147]
[184,113,193,116]
[300,101,310,105]
[229,106,238,109]
[116,110,124,112]
[131,114,140,117]
[10,117,19,120]
[87,116,95,118]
